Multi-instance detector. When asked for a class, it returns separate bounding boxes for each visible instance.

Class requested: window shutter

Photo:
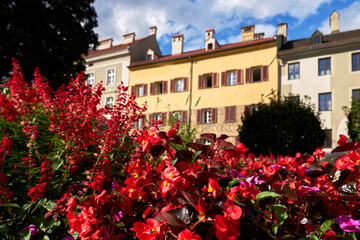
[221,72,226,86]
[230,106,236,122]
[163,81,168,94]
[261,65,269,81]
[143,84,148,96]
[196,109,201,124]
[236,69,243,85]
[212,73,218,88]
[211,108,217,123]
[184,77,189,91]
[161,113,167,125]
[131,85,135,96]
[150,82,155,95]
[182,110,187,124]
[198,75,203,89]
[245,68,251,83]
[225,107,229,122]
[244,105,250,113]
[170,79,175,93]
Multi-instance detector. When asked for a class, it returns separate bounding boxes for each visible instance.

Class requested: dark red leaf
[175,150,194,161]
[331,142,356,153]
[150,145,165,158]
[170,135,183,145]
[157,131,168,140]
[154,207,191,227]
[200,133,216,143]
[217,134,228,140]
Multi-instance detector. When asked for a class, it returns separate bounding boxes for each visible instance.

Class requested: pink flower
[334,215,360,232]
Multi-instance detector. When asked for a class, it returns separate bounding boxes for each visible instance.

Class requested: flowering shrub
[1,61,360,239]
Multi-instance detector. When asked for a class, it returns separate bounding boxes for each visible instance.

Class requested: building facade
[129,26,278,143]
[278,11,360,149]
[84,27,161,108]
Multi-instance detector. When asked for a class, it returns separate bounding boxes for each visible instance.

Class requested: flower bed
[1,61,360,239]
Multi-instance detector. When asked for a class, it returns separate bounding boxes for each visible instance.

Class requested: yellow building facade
[129,26,278,143]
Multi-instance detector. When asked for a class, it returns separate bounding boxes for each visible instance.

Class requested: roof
[278,29,360,55]
[86,36,148,58]
[130,36,276,67]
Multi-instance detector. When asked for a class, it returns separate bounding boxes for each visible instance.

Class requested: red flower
[322,230,337,240]
[214,214,241,240]
[178,229,202,240]
[224,205,242,220]
[313,148,325,158]
[201,178,219,198]
[337,134,347,145]
[130,218,167,240]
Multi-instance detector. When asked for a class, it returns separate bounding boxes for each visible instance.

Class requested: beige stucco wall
[129,41,278,143]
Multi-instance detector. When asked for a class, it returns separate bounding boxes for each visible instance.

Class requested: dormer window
[312,30,323,45]
[147,54,153,60]
[207,43,213,50]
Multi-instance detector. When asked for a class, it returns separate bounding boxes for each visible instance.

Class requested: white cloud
[319,1,360,34]
[93,0,337,53]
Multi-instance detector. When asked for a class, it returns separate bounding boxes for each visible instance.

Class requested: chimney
[205,28,217,50]
[172,34,184,55]
[277,23,288,44]
[241,25,255,42]
[98,38,113,50]
[330,11,340,34]
[123,32,135,44]
[149,26,157,36]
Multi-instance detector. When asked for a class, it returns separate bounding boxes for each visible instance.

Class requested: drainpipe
[188,56,193,125]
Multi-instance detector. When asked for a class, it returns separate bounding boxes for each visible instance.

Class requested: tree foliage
[346,97,360,141]
[239,95,326,156]
[0,0,98,90]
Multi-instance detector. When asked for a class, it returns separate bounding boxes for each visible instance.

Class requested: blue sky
[93,0,360,55]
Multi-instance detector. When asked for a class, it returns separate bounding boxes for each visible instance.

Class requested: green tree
[346,97,360,141]
[238,95,326,156]
[168,112,196,146]
[0,0,98,90]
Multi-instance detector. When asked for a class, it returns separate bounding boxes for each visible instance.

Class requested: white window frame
[87,72,95,86]
[176,79,184,92]
[137,85,144,97]
[106,97,114,108]
[202,109,211,124]
[227,71,236,86]
[107,69,115,85]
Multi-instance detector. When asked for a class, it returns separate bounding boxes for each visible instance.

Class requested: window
[252,67,261,82]
[207,43,213,50]
[156,82,163,94]
[172,111,187,124]
[319,93,332,111]
[150,112,166,125]
[200,138,211,145]
[170,78,188,92]
[176,79,184,92]
[323,129,332,148]
[137,85,144,97]
[107,69,115,84]
[204,74,213,88]
[198,73,217,89]
[288,63,300,80]
[134,118,145,128]
[221,69,243,86]
[352,53,360,71]
[245,66,268,83]
[286,96,300,103]
[318,58,331,76]
[313,35,321,44]
[227,71,237,86]
[197,108,217,124]
[131,84,148,97]
[106,97,114,108]
[352,89,360,101]
[150,81,167,95]
[86,73,94,86]
[203,109,211,124]
[225,106,236,123]
[147,54,153,61]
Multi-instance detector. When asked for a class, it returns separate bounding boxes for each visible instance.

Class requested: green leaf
[171,157,178,166]
[51,160,64,172]
[275,208,288,224]
[71,231,79,239]
[19,229,31,240]
[256,191,282,201]
[272,223,278,235]
[316,219,333,235]
[344,232,357,240]
[228,178,244,187]
[192,150,202,161]
[266,204,288,210]
[0,203,20,208]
